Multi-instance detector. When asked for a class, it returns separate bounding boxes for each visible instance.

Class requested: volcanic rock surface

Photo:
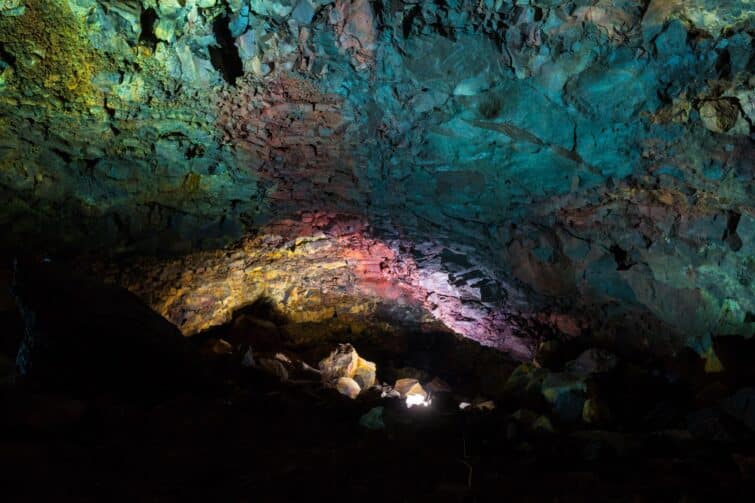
[0,1,753,359]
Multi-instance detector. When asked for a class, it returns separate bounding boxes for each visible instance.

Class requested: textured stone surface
[93,212,544,357]
[0,1,753,359]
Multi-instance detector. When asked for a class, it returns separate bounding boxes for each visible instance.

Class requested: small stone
[699,99,740,133]
[207,338,233,355]
[274,352,292,364]
[475,400,496,411]
[359,406,385,430]
[336,376,361,399]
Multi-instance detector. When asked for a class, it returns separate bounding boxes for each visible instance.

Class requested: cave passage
[0,0,753,500]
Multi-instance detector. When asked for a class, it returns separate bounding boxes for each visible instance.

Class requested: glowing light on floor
[405,393,431,408]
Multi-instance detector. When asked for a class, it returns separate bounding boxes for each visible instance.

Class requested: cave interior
[0,0,754,500]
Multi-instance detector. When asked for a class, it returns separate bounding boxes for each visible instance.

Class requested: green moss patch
[0,0,100,104]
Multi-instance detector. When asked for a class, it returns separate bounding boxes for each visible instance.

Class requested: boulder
[567,348,618,375]
[318,343,359,383]
[503,363,548,407]
[352,357,376,389]
[258,358,289,381]
[336,376,361,399]
[541,372,588,424]
[359,406,385,430]
[426,377,452,394]
[393,378,429,407]
[11,260,195,398]
[318,343,376,396]
[393,378,426,399]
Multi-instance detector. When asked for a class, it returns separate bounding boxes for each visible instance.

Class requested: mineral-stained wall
[0,1,753,359]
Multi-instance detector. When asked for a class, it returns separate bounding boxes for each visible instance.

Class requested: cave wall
[0,1,753,358]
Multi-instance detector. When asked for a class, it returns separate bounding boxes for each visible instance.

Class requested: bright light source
[405,393,431,408]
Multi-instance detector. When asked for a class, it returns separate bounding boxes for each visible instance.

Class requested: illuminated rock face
[97,213,543,359]
[1,1,753,357]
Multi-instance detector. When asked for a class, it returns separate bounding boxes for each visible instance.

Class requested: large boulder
[10,259,195,398]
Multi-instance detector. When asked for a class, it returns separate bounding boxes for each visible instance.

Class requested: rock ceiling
[0,1,753,359]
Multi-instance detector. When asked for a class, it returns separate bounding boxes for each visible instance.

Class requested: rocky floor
[2,260,755,501]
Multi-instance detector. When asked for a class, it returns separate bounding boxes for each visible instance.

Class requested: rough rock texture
[318,343,377,391]
[1,1,753,359]
[95,212,544,358]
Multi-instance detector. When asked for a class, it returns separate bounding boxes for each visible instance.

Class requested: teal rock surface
[0,0,752,357]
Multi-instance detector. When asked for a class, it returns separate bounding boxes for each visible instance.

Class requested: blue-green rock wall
[0,0,752,355]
